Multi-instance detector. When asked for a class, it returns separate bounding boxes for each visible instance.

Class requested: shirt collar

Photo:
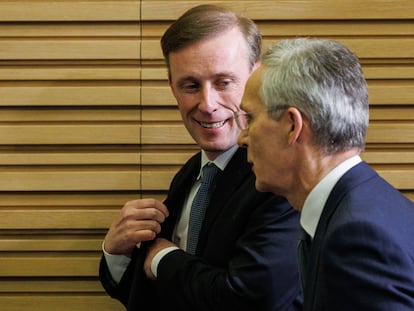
[300,155,362,239]
[198,145,239,179]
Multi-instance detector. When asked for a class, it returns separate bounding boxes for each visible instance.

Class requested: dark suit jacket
[100,148,301,311]
[303,161,414,311]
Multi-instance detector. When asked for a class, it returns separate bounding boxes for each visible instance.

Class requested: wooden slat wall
[0,1,413,310]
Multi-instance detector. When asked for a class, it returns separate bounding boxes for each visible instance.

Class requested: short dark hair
[161,4,261,74]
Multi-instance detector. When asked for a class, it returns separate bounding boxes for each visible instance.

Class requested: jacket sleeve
[155,193,301,311]
[99,246,154,307]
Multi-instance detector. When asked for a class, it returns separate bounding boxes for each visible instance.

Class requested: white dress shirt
[300,155,362,239]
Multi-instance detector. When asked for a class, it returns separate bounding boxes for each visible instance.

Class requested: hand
[144,238,177,280]
[103,198,169,256]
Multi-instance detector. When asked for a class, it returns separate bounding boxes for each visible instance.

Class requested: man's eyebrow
[215,72,238,80]
[178,75,197,81]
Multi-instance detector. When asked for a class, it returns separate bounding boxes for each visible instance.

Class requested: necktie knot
[200,163,220,185]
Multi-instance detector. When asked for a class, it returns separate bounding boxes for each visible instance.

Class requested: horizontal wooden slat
[265,38,414,59]
[0,39,140,60]
[0,23,140,37]
[0,85,140,106]
[0,66,141,81]
[0,296,123,311]
[368,84,414,105]
[141,152,195,165]
[141,124,193,144]
[376,169,414,189]
[0,238,103,251]
[0,109,140,122]
[0,152,140,165]
[0,193,139,207]
[141,170,177,190]
[402,192,414,201]
[141,86,175,105]
[0,171,140,191]
[0,209,118,229]
[361,151,414,164]
[0,280,104,293]
[366,123,414,143]
[257,21,414,36]
[142,108,181,121]
[363,66,414,80]
[0,296,124,311]
[142,68,169,80]
[369,107,414,120]
[0,254,100,277]
[0,1,140,21]
[141,1,414,20]
[0,124,139,144]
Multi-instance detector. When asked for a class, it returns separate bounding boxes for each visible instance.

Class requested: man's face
[237,67,294,195]
[168,27,254,160]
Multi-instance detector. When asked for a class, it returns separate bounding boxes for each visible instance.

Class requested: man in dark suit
[99,5,301,311]
[237,37,414,311]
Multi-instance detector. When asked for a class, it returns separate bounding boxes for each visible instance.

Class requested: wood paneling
[0,1,413,310]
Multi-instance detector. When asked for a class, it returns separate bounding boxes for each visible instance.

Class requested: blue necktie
[297,226,311,290]
[187,163,220,255]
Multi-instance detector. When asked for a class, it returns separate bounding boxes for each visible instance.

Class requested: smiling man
[99,5,301,311]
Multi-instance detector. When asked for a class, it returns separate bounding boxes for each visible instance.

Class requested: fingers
[104,198,169,256]
[123,199,169,224]
[125,198,169,218]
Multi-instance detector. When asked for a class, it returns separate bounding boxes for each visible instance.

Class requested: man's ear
[168,78,177,97]
[286,107,303,145]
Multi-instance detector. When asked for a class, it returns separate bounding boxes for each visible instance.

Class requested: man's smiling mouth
[198,120,226,129]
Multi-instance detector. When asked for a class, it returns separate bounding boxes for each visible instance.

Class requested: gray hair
[161,4,261,76]
[261,38,369,154]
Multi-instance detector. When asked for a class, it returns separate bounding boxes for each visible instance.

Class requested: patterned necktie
[297,226,311,291]
[186,163,220,255]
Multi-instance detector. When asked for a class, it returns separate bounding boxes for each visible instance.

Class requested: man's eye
[216,80,231,90]
[181,83,199,93]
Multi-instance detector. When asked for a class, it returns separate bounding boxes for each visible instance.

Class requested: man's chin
[255,180,270,193]
[198,141,237,153]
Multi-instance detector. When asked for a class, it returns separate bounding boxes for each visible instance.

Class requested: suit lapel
[160,153,201,239]
[314,161,376,240]
[197,148,252,252]
[304,161,377,310]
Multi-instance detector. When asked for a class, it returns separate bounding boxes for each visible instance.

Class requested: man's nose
[198,86,219,113]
